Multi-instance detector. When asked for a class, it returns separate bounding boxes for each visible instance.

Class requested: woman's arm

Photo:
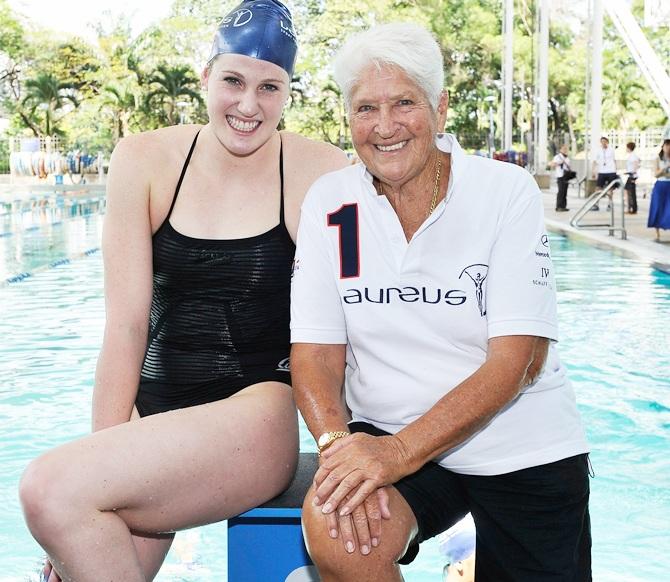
[316,335,549,514]
[92,136,154,432]
[654,158,667,178]
[291,343,349,438]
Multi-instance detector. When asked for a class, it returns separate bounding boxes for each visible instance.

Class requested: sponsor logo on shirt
[341,264,489,317]
[342,286,467,305]
[535,234,551,259]
[291,259,300,279]
[459,264,488,316]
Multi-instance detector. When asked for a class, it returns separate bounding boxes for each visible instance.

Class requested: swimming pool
[1,206,669,581]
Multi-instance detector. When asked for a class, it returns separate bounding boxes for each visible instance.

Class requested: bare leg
[20,382,298,582]
[128,408,175,580]
[41,410,175,582]
[302,485,418,582]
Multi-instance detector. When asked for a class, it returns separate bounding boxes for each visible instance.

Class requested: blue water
[1,206,669,581]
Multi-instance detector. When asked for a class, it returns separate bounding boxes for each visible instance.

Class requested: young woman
[19,2,348,580]
[648,139,670,241]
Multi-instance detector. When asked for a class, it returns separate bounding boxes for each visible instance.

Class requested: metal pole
[590,0,604,160]
[584,0,591,192]
[503,0,514,152]
[537,0,549,173]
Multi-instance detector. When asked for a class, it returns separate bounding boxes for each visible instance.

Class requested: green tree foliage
[1,0,668,155]
[144,63,204,126]
[21,73,79,136]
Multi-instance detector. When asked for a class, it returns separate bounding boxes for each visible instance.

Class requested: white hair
[332,22,444,112]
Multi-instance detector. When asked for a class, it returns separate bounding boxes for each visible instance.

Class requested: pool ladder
[570,178,627,240]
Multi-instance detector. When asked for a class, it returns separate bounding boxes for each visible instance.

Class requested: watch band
[317,431,350,455]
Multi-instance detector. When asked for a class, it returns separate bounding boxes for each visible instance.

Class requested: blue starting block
[227,453,320,581]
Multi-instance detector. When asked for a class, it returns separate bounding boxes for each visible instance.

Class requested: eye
[260,83,279,92]
[356,104,374,113]
[223,76,242,86]
[398,99,414,106]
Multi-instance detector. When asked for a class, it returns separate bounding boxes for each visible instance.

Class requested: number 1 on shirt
[327,203,360,278]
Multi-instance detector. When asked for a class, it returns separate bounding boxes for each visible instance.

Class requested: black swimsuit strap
[166,129,201,222]
[279,135,286,227]
[165,129,286,228]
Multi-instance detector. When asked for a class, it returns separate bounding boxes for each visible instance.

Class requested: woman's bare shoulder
[280,131,350,179]
[112,124,203,168]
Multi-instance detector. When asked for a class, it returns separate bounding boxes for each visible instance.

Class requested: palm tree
[102,85,138,143]
[21,73,79,136]
[144,64,203,125]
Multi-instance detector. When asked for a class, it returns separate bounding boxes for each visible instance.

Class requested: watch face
[318,433,330,448]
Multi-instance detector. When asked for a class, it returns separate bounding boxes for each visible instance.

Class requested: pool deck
[541,183,670,274]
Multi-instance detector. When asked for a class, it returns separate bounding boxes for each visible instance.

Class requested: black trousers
[625,176,637,213]
[556,177,569,209]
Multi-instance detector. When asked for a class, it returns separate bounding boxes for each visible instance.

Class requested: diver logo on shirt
[276,357,290,372]
[223,9,253,27]
[459,264,488,316]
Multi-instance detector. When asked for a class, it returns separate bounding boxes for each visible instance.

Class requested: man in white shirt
[591,136,619,211]
[592,136,618,189]
[624,142,641,214]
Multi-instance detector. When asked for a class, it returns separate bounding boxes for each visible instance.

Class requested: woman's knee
[302,486,346,572]
[301,486,409,576]
[19,451,72,539]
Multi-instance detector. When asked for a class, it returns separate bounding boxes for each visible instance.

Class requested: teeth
[376,141,407,152]
[227,116,260,132]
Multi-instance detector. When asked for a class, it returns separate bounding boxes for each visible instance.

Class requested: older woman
[19,1,348,581]
[291,22,591,581]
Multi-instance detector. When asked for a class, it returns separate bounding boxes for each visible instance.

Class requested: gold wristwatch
[317,431,350,455]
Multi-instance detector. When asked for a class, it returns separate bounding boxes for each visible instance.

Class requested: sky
[7,0,173,42]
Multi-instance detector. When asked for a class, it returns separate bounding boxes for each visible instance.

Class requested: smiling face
[349,64,447,188]
[203,53,290,156]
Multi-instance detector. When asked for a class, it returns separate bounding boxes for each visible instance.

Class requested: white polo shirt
[291,134,588,475]
[595,146,617,174]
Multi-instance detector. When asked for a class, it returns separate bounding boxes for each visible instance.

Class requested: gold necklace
[428,156,442,216]
[375,155,443,217]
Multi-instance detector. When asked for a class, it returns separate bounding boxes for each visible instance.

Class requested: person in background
[18,2,348,581]
[648,139,670,241]
[549,143,572,212]
[624,142,640,214]
[291,22,591,582]
[592,136,618,210]
[440,515,476,582]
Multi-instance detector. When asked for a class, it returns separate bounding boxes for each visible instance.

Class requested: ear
[437,90,449,131]
[200,66,210,91]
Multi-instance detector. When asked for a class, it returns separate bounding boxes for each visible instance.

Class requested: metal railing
[577,176,588,198]
[570,178,627,240]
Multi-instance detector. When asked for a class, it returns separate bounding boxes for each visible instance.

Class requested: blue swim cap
[208,0,298,78]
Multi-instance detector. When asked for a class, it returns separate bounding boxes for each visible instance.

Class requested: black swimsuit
[135,131,294,417]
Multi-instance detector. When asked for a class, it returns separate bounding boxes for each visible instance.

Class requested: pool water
[1,208,669,581]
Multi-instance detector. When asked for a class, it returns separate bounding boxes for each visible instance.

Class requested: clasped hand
[312,433,409,555]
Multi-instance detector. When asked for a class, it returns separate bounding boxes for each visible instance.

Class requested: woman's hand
[322,487,391,555]
[314,433,412,518]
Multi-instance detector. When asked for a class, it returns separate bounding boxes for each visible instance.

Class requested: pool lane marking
[2,247,101,286]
